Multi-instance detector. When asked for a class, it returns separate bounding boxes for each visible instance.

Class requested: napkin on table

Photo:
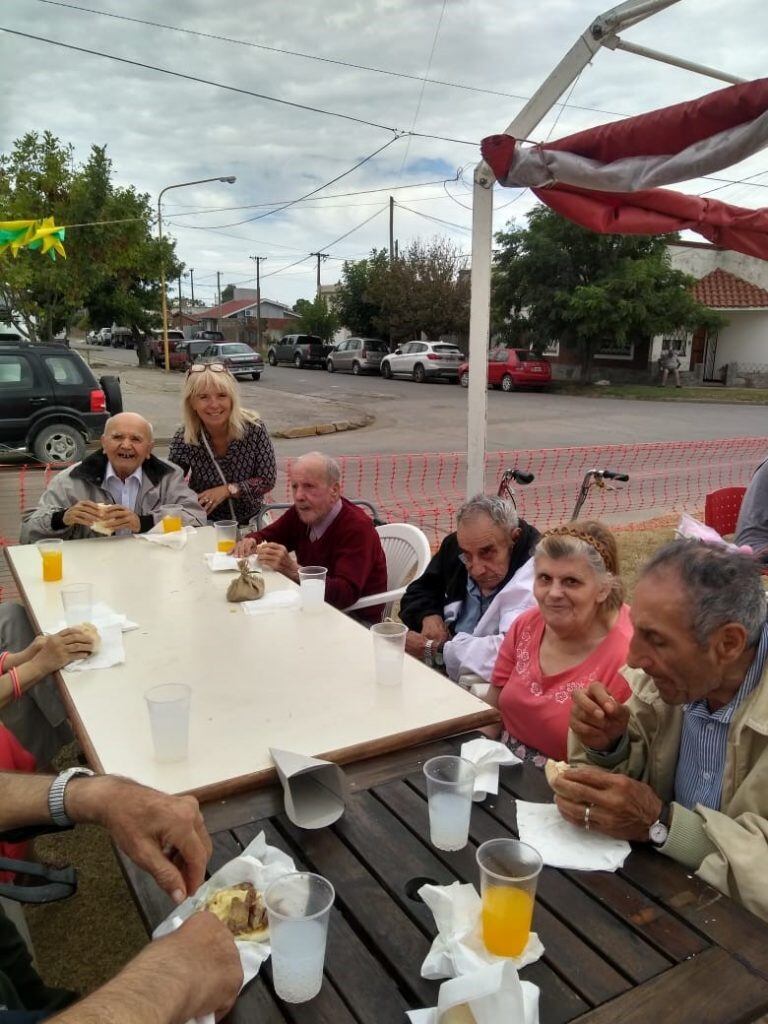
[62,622,124,672]
[204,553,261,573]
[153,831,296,1024]
[241,591,300,615]
[136,525,195,549]
[460,738,522,800]
[515,800,630,871]
[54,601,138,634]
[407,961,539,1024]
[419,881,543,980]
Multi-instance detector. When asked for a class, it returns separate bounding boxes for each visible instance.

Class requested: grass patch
[22,524,677,996]
[554,382,768,404]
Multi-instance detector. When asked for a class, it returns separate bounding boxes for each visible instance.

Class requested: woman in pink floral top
[490,521,632,765]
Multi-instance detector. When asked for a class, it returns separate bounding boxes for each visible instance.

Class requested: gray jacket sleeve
[19,468,92,544]
[735,459,768,556]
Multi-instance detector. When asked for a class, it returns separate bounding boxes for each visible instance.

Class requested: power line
[0,26,479,147]
[395,202,471,233]
[166,137,401,231]
[398,0,448,178]
[262,205,387,280]
[31,0,630,119]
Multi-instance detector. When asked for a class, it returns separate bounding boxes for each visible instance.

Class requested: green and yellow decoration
[0,218,66,260]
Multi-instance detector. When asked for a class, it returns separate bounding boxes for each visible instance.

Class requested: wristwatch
[649,801,671,847]
[423,639,434,666]
[48,766,95,828]
[227,483,241,498]
[433,643,445,668]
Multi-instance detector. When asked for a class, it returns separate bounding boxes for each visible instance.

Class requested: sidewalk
[92,361,372,442]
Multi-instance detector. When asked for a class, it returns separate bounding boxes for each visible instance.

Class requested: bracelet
[0,651,8,675]
[9,666,21,702]
[423,639,434,667]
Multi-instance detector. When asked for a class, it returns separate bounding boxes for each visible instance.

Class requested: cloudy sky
[2,0,767,309]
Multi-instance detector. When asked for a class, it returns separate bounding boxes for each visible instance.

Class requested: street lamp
[157,176,236,372]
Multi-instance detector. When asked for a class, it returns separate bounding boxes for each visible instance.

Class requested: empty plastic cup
[61,583,93,627]
[423,755,476,852]
[265,872,335,1003]
[160,505,183,533]
[476,838,543,957]
[37,539,63,582]
[371,621,407,686]
[298,566,327,613]
[144,683,191,762]
[214,520,238,553]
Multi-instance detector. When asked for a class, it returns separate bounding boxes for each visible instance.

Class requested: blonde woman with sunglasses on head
[168,364,277,526]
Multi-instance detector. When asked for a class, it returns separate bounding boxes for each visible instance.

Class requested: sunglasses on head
[186,362,230,376]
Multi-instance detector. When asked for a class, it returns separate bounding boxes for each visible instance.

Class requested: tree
[0,131,181,365]
[221,283,235,303]
[294,295,339,341]
[491,206,720,381]
[335,239,470,344]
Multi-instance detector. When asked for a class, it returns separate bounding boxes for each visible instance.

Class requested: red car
[459,348,552,391]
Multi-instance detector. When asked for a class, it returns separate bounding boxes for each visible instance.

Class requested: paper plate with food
[153,831,296,1016]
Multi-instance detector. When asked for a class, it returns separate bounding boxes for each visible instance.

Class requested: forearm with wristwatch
[423,638,445,668]
[0,766,95,833]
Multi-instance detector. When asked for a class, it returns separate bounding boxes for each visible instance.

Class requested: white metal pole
[465,0,684,499]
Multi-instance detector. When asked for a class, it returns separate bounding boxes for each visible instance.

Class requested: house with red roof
[192,292,299,346]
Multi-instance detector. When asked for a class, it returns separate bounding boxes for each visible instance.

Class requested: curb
[148,414,373,447]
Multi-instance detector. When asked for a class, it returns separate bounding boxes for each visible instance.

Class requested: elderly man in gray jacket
[21,412,206,543]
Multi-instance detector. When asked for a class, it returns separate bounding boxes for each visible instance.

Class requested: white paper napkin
[203,553,260,572]
[515,800,630,871]
[460,738,522,800]
[62,622,124,672]
[153,831,296,1024]
[407,962,539,1024]
[137,524,195,549]
[419,881,543,980]
[241,591,301,615]
[54,601,138,634]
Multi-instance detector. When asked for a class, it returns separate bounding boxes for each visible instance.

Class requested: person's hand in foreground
[62,500,104,529]
[570,681,630,751]
[251,542,299,579]
[551,765,663,842]
[67,776,212,904]
[100,504,141,534]
[30,627,96,675]
[421,614,450,644]
[48,912,242,1024]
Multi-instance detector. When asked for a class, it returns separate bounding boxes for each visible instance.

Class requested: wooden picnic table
[120,734,768,1024]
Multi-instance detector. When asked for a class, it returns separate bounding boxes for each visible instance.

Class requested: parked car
[97,327,112,346]
[192,330,225,342]
[458,348,552,391]
[110,327,134,349]
[197,342,264,380]
[150,329,186,366]
[326,337,388,375]
[0,340,122,463]
[267,334,331,369]
[380,341,463,383]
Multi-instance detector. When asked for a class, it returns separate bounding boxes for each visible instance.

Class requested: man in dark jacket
[400,494,539,681]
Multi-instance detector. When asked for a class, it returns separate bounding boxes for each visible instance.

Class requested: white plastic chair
[345,522,432,619]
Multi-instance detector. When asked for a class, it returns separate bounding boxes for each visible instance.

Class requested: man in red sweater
[234,451,387,623]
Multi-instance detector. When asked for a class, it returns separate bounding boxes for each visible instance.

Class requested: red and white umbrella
[481,78,768,260]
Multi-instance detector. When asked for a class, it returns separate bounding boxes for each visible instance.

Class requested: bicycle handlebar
[601,470,629,482]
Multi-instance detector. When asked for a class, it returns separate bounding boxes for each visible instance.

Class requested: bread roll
[78,622,101,654]
[544,759,570,789]
[91,503,114,536]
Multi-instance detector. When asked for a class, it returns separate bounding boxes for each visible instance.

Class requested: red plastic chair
[704,487,747,536]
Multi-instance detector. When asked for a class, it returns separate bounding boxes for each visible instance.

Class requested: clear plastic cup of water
[144,683,191,762]
[423,755,476,851]
[265,872,335,1004]
[298,566,327,613]
[371,621,407,686]
[60,583,93,627]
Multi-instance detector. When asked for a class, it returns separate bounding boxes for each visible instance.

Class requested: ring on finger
[583,804,592,830]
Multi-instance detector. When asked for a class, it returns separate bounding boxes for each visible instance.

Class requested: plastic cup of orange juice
[36,539,63,582]
[476,838,542,958]
[160,505,183,533]
[214,520,237,553]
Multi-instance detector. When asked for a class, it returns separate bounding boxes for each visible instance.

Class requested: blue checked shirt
[674,620,768,811]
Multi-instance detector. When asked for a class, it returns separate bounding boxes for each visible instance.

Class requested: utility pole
[389,196,395,262]
[249,255,267,350]
[309,252,329,297]
[216,271,222,308]
[177,274,183,321]
[189,268,195,307]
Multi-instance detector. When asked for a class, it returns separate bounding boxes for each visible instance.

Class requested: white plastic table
[5,528,497,799]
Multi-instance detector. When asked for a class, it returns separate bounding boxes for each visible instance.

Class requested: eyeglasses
[186,362,229,376]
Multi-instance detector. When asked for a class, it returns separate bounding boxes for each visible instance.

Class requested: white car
[380,341,463,383]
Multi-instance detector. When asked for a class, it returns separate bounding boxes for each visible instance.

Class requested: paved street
[79,344,768,459]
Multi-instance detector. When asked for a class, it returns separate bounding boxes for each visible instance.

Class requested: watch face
[649,821,668,845]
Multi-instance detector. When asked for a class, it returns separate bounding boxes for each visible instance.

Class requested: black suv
[0,342,122,463]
